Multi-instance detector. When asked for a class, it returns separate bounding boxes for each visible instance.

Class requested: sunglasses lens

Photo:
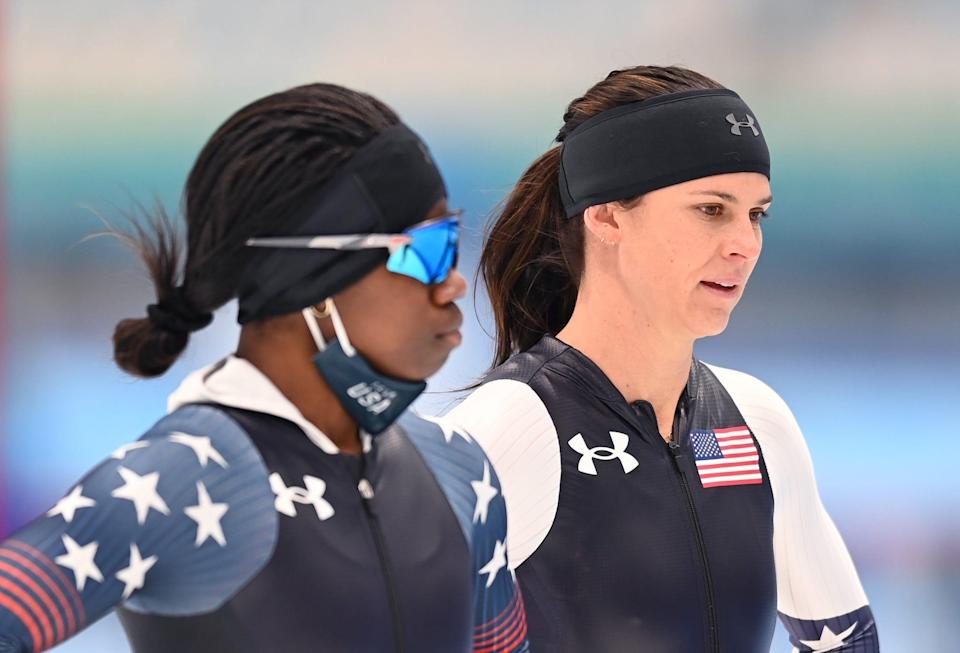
[387,245,431,283]
[386,218,459,284]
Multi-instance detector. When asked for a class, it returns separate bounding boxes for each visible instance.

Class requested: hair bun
[112,316,189,378]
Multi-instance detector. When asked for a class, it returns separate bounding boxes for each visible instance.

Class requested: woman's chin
[691,311,733,339]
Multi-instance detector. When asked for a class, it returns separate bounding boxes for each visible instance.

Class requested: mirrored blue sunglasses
[246,215,460,285]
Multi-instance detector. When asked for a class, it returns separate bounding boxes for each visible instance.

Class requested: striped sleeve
[708,364,879,652]
[399,413,529,653]
[467,449,529,653]
[0,405,277,652]
[445,380,561,569]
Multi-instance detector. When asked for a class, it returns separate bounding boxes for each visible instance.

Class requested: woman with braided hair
[0,84,527,653]
[448,66,879,652]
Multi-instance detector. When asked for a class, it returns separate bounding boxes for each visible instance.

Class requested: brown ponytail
[482,65,726,368]
[479,147,584,367]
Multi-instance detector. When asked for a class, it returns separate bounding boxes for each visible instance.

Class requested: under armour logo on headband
[726,113,760,137]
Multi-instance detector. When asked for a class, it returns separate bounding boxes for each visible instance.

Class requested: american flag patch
[690,426,762,488]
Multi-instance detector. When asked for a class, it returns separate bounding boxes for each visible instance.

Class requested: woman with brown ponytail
[448,66,879,652]
[0,84,528,653]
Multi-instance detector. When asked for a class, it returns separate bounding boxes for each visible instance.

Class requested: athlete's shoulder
[702,362,797,426]
[398,412,507,546]
[483,335,572,385]
[122,403,278,613]
[399,410,485,461]
[0,403,279,650]
[399,417,530,651]
[143,402,269,463]
[444,381,562,570]
[447,378,550,432]
[701,369,877,647]
[701,362,814,477]
[14,404,276,613]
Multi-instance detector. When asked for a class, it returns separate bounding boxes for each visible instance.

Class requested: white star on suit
[111,441,149,460]
[479,539,507,588]
[55,534,103,591]
[111,466,171,525]
[184,481,229,547]
[115,543,158,600]
[799,622,858,651]
[168,432,228,468]
[47,485,96,523]
[471,462,499,524]
[422,416,472,444]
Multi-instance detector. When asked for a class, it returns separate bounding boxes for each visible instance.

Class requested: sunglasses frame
[245,215,460,284]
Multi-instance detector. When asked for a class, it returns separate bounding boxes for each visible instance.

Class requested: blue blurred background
[2,1,958,650]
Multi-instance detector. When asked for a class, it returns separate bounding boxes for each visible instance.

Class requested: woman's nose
[431,268,467,305]
[725,214,763,261]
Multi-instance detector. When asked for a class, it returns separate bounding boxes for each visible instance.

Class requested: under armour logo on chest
[568,431,640,475]
[269,472,335,521]
[725,113,760,136]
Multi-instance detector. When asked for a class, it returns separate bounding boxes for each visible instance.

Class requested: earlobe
[311,299,333,320]
[303,300,337,350]
[583,203,622,246]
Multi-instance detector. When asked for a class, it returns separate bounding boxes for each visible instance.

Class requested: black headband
[558,89,770,217]
[236,123,446,324]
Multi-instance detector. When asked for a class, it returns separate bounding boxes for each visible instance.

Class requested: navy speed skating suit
[0,356,528,652]
[447,335,878,653]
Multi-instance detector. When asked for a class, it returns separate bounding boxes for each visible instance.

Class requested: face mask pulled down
[302,302,426,435]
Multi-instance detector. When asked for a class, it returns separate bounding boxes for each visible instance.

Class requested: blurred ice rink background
[2,1,958,650]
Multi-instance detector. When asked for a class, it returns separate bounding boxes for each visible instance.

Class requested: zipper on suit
[357,454,406,653]
[667,403,719,653]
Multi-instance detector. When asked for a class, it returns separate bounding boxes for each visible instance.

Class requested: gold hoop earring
[311,299,332,320]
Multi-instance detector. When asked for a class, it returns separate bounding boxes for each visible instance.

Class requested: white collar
[168,355,370,454]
